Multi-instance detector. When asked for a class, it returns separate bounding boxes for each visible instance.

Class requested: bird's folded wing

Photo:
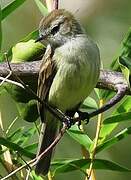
[37,44,56,122]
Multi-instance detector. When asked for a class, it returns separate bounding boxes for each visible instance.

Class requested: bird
[35,9,100,176]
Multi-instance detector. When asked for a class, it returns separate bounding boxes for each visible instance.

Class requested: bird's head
[36,9,83,47]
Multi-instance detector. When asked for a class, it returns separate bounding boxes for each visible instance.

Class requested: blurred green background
[0,0,131,179]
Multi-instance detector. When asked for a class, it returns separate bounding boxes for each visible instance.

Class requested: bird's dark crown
[39,9,82,35]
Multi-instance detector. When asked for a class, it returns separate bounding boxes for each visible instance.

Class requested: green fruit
[21,100,39,122]
[4,76,37,103]
[12,39,45,63]
[7,39,43,103]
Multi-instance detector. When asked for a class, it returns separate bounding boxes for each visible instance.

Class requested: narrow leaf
[34,0,48,15]
[67,125,93,151]
[119,56,131,89]
[103,111,131,124]
[99,96,131,142]
[24,143,38,153]
[1,0,26,20]
[30,171,44,180]
[16,126,37,146]
[0,137,35,158]
[21,30,39,42]
[52,158,131,174]
[8,126,37,147]
[80,96,98,112]
[8,127,24,142]
[97,126,131,153]
[0,5,2,50]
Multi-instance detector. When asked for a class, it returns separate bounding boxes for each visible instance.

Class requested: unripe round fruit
[11,39,45,63]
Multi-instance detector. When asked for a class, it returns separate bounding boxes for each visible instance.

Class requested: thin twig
[33,123,67,165]
[1,124,67,180]
[34,121,40,135]
[0,71,12,86]
[25,169,31,180]
[16,152,32,170]
[88,85,127,118]
[48,171,54,180]
[79,124,89,180]
[0,76,24,88]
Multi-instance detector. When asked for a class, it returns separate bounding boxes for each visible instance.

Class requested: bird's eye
[51,24,61,35]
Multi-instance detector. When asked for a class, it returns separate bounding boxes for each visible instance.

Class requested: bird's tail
[35,115,59,176]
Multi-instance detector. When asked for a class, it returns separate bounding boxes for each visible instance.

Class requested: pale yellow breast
[48,35,100,111]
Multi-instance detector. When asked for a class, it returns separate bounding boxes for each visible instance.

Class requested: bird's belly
[48,61,99,111]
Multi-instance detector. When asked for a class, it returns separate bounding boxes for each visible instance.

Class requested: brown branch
[0,60,130,120]
[1,124,67,180]
[0,61,130,94]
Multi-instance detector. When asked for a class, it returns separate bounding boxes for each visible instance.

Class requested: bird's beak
[35,35,44,43]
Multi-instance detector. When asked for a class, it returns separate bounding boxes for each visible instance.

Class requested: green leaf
[99,96,131,142]
[67,125,93,151]
[30,170,43,180]
[1,0,26,21]
[21,30,39,42]
[52,158,131,174]
[34,0,48,15]
[102,27,131,101]
[8,126,37,147]
[115,96,131,113]
[0,5,2,50]
[8,127,24,142]
[111,27,131,71]
[16,126,37,146]
[4,83,36,103]
[80,96,98,112]
[103,111,131,124]
[119,56,131,89]
[0,137,35,158]
[21,100,38,122]
[24,143,38,153]
[99,123,118,143]
[97,126,131,153]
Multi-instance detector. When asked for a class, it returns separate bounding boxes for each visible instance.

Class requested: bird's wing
[37,44,56,122]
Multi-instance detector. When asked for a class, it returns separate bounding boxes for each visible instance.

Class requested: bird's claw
[63,116,73,129]
[77,111,89,124]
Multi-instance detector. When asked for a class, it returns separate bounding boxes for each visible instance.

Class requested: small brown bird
[35,9,100,175]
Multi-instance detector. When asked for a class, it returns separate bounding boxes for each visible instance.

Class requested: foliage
[0,1,131,180]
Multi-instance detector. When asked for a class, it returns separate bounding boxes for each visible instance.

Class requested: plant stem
[79,124,89,180]
[48,171,54,180]
[88,99,104,180]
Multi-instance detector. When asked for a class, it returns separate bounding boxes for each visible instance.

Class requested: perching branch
[0,60,130,94]
[0,60,130,122]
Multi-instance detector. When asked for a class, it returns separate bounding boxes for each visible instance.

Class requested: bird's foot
[77,111,89,124]
[63,116,74,129]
